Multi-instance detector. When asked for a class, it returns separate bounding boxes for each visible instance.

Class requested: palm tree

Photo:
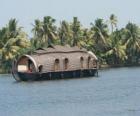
[43,16,57,46]
[0,19,30,72]
[123,22,140,63]
[80,28,95,50]
[8,19,20,38]
[1,35,30,60]
[105,30,127,64]
[32,19,43,37]
[91,18,109,52]
[32,19,43,48]
[0,27,9,48]
[0,34,30,72]
[109,14,117,33]
[58,20,72,45]
[71,17,82,46]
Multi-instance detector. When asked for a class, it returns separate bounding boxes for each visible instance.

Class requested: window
[64,58,69,70]
[80,57,84,69]
[28,59,35,72]
[54,59,60,71]
[38,65,43,72]
[87,56,91,68]
[92,59,97,68]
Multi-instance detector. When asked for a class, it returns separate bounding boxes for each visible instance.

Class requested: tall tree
[32,19,43,48]
[43,16,57,46]
[109,14,117,33]
[80,28,95,50]
[58,20,72,45]
[32,19,43,38]
[105,30,127,64]
[8,19,18,38]
[91,18,109,53]
[0,19,30,72]
[71,17,82,46]
[124,22,140,63]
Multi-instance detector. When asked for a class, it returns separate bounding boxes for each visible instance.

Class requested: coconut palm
[32,19,43,48]
[71,17,82,46]
[124,22,140,63]
[0,27,9,48]
[79,28,95,50]
[43,16,57,46]
[32,19,43,38]
[91,18,109,52]
[1,35,30,60]
[8,19,20,38]
[58,20,72,45]
[105,30,127,64]
[0,34,30,72]
[109,14,117,33]
[0,19,30,72]
[0,19,23,44]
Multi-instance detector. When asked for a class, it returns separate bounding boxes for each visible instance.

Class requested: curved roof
[33,45,87,54]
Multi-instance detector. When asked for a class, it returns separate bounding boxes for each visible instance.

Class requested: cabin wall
[31,52,97,72]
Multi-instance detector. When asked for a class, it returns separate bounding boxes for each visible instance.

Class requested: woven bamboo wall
[31,52,97,72]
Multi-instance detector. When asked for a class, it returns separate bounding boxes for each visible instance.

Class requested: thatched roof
[34,45,87,54]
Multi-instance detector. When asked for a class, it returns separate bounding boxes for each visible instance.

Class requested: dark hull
[15,69,98,81]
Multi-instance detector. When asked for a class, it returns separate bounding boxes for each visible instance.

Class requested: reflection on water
[0,67,140,116]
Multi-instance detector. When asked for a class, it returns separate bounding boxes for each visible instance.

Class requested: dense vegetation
[1,14,140,73]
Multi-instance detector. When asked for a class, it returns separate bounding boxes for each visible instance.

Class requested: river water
[0,67,140,116]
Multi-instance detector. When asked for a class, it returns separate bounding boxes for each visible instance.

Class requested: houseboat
[12,45,98,81]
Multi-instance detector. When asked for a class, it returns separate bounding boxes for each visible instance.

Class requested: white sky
[0,0,140,36]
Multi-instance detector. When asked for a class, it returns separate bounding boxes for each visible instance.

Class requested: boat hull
[16,69,98,81]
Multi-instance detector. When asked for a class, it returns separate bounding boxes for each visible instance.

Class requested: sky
[0,0,140,36]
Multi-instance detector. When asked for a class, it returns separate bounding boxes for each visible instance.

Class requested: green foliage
[71,17,82,46]
[105,30,127,64]
[0,19,30,72]
[58,20,72,45]
[32,16,57,48]
[109,14,118,33]
[90,18,109,56]
[30,16,140,66]
[1,15,140,73]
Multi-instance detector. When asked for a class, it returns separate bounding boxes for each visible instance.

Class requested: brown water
[0,67,140,116]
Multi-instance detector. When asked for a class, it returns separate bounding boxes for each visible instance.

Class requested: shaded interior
[17,56,36,72]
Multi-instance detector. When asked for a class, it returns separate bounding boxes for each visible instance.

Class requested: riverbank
[0,69,4,74]
[0,68,9,74]
[0,70,5,74]
[100,63,140,69]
